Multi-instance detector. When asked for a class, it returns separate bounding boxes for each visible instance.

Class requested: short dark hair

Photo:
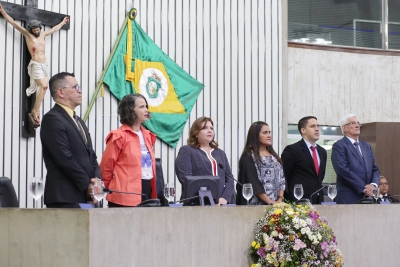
[242,121,282,165]
[118,94,150,126]
[297,116,317,135]
[187,117,218,148]
[49,72,75,98]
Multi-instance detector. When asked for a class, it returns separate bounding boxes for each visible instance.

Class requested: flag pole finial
[129,8,137,20]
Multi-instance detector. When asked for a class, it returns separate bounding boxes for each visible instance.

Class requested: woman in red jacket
[100,94,157,207]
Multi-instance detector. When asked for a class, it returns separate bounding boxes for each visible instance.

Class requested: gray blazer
[175,145,234,202]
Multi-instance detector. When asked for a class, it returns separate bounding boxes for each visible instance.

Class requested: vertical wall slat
[0,0,283,207]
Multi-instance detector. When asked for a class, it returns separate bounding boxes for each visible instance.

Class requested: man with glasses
[40,72,101,208]
[378,176,399,203]
[331,114,380,204]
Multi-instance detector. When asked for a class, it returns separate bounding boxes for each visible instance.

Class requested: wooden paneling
[0,0,284,207]
[361,122,400,196]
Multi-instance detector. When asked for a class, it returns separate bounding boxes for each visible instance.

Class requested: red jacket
[100,124,157,206]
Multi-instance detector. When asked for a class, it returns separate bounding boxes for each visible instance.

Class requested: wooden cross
[0,0,69,137]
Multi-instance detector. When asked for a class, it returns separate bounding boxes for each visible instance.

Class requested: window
[288,0,400,50]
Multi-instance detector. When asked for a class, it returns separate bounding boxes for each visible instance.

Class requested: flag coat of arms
[103,11,204,147]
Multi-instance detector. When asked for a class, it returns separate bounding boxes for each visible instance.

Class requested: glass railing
[288,0,400,50]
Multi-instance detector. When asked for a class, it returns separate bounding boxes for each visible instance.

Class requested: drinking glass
[293,184,304,201]
[327,185,337,201]
[93,180,107,203]
[164,183,176,203]
[242,183,253,205]
[372,187,379,202]
[28,177,44,208]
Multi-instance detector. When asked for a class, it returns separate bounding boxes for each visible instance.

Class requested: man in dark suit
[40,72,101,208]
[281,116,327,204]
[331,114,380,204]
[378,176,399,203]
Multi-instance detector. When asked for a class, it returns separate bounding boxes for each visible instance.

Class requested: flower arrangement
[250,202,343,267]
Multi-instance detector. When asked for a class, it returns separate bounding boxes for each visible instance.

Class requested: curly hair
[242,121,282,165]
[118,94,150,126]
[187,116,218,148]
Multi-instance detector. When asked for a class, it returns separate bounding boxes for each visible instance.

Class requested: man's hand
[63,17,69,25]
[364,184,376,197]
[87,178,99,198]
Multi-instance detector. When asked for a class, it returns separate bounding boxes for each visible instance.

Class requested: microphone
[309,184,329,202]
[218,163,243,186]
[103,188,148,200]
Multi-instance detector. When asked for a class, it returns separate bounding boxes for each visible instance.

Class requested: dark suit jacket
[331,137,379,204]
[40,104,101,205]
[379,194,400,203]
[281,139,327,204]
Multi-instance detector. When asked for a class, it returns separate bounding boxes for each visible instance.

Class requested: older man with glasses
[331,114,380,204]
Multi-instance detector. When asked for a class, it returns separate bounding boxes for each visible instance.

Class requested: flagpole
[83,15,129,122]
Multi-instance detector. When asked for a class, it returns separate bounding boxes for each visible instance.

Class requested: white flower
[263,233,269,244]
[271,230,278,237]
[317,233,322,240]
[292,217,299,223]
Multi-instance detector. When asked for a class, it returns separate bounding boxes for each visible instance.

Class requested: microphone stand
[306,184,329,204]
[102,188,160,207]
[103,188,148,200]
[218,163,243,186]
[174,195,200,203]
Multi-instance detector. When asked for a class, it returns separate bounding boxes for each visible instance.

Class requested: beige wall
[287,45,400,127]
[1,205,399,267]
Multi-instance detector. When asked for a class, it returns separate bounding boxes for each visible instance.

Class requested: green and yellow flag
[103,11,204,147]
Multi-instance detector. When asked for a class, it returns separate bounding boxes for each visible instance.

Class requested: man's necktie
[354,141,363,158]
[73,112,84,140]
[310,146,319,175]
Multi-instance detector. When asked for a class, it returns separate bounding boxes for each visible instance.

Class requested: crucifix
[0,0,69,137]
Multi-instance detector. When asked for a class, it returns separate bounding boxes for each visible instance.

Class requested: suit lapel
[359,140,369,170]
[344,137,365,167]
[58,106,88,148]
[316,144,325,179]
[300,139,318,176]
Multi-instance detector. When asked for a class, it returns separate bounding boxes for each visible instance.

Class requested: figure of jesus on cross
[0,3,68,132]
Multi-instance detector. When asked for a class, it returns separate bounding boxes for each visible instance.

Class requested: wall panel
[288,46,400,126]
[0,0,283,207]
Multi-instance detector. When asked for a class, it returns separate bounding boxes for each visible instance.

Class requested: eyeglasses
[344,121,362,127]
[62,85,81,92]
[379,182,389,186]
